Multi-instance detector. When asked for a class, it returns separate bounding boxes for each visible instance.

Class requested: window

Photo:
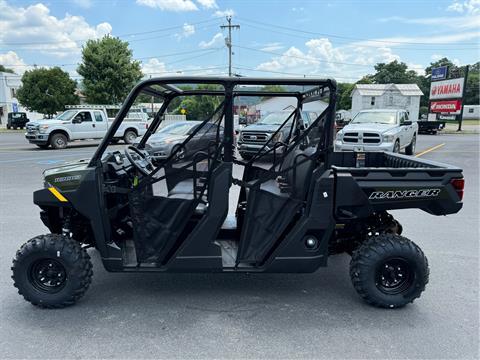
[10,88,16,98]
[469,108,474,113]
[94,111,104,122]
[399,112,406,125]
[388,94,394,106]
[74,111,92,122]
[405,112,409,120]
[370,97,375,106]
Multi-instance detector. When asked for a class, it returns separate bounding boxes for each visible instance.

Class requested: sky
[0,0,479,83]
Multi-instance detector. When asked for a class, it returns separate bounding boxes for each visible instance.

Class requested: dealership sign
[430,77,465,100]
[430,100,462,114]
[431,66,448,81]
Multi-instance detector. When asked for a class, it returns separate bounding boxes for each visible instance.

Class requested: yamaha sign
[429,77,465,100]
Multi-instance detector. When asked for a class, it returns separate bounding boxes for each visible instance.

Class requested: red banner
[430,100,462,114]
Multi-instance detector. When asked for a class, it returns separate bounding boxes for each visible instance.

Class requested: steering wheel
[124,145,155,176]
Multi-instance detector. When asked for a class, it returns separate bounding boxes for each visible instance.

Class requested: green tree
[337,83,354,110]
[17,67,79,117]
[371,60,419,84]
[174,85,222,120]
[0,65,15,74]
[260,84,286,100]
[464,62,479,105]
[77,36,142,104]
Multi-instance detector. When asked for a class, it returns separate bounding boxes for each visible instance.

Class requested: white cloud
[447,0,480,14]
[175,23,195,40]
[142,58,168,75]
[73,0,93,8]
[213,8,235,17]
[199,32,224,48]
[255,37,407,81]
[0,51,30,74]
[0,2,112,57]
[136,0,198,11]
[260,42,284,52]
[196,0,217,9]
[407,63,425,76]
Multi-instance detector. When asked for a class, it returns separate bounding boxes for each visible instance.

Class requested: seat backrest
[280,146,316,199]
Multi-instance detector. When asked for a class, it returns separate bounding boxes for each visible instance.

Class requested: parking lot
[0,132,478,359]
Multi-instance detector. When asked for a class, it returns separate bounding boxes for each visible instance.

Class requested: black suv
[237,111,317,160]
[7,112,29,129]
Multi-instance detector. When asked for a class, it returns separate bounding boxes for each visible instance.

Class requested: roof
[352,83,423,97]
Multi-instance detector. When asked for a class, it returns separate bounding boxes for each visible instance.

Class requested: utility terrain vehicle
[11,77,464,309]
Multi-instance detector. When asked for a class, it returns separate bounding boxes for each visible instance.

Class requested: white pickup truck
[334,109,418,155]
[25,107,149,149]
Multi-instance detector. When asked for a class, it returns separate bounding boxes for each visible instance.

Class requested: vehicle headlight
[336,131,344,141]
[39,125,49,133]
[272,132,283,143]
[382,134,395,142]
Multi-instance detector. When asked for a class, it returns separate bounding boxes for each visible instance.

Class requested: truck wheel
[6,124,11,129]
[393,140,400,153]
[123,130,137,144]
[50,133,67,149]
[349,234,429,308]
[11,234,93,308]
[405,135,416,155]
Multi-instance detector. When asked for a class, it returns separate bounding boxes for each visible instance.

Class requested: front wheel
[11,234,93,308]
[405,134,416,155]
[392,140,400,153]
[50,133,68,149]
[349,234,429,308]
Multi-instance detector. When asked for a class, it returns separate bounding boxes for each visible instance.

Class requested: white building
[255,96,328,116]
[463,105,479,119]
[0,72,43,125]
[351,83,423,120]
[0,72,21,125]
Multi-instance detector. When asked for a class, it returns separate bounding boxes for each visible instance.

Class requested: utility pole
[220,16,240,77]
[457,65,469,132]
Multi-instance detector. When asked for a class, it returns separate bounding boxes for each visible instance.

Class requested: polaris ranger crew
[11,77,464,309]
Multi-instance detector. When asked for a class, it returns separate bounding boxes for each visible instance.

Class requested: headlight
[39,125,49,133]
[272,132,283,143]
[382,134,395,142]
[336,132,344,141]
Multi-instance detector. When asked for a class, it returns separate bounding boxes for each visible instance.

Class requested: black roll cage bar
[89,76,337,167]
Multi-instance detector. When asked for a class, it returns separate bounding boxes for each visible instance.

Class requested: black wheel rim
[28,259,67,293]
[375,258,413,295]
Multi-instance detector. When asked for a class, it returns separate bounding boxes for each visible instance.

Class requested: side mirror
[72,118,82,124]
[403,120,412,126]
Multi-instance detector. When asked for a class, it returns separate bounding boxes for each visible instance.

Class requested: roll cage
[89,76,337,167]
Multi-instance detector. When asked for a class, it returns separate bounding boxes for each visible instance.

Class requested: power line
[0,18,220,47]
[234,44,376,68]
[238,21,479,51]
[220,16,240,77]
[232,66,360,81]
[236,17,480,46]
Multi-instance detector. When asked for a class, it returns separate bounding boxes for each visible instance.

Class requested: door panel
[72,111,96,139]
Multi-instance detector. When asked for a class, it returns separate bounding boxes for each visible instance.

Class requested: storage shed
[351,83,423,120]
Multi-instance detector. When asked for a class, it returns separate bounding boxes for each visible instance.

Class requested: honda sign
[430,100,462,114]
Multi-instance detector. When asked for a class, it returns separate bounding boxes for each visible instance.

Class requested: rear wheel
[11,234,93,308]
[123,130,137,144]
[349,234,429,308]
[50,133,68,149]
[405,134,416,155]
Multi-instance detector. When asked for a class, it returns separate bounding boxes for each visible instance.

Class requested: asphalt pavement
[0,132,478,359]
